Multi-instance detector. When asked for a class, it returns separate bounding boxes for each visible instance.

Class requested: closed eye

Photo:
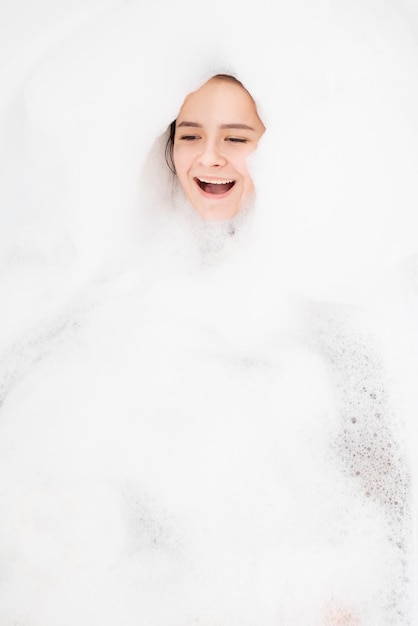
[226,137,249,143]
[179,135,200,141]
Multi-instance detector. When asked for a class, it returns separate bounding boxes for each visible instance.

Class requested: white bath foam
[351,258,418,623]
[0,257,411,624]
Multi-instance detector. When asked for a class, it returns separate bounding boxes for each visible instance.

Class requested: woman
[166,74,265,222]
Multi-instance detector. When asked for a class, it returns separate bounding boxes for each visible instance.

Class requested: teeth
[198,178,234,184]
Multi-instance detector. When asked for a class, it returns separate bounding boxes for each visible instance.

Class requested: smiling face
[173,77,265,221]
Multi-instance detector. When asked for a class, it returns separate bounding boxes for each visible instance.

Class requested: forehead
[178,79,262,125]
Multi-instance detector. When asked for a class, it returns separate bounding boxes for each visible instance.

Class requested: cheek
[173,145,193,175]
[173,150,193,196]
[173,147,183,175]
[237,158,254,191]
[246,176,255,193]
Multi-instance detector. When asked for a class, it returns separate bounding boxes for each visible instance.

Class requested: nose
[196,140,227,168]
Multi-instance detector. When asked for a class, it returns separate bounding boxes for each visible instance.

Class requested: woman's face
[173,78,265,221]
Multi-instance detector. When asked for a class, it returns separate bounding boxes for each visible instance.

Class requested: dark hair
[164,74,246,175]
[165,120,177,174]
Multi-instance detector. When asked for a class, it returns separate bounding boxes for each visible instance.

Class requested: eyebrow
[176,121,255,131]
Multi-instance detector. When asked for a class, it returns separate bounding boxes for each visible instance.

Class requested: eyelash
[178,135,248,144]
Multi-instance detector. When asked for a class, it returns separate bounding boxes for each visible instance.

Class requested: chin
[196,204,241,222]
[202,194,255,222]
[192,196,249,222]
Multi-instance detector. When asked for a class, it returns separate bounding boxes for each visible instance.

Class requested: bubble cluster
[303,301,413,623]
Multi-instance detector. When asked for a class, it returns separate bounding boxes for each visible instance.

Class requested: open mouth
[194,177,236,195]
